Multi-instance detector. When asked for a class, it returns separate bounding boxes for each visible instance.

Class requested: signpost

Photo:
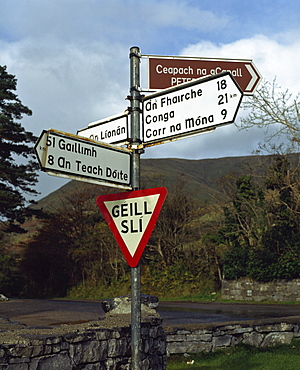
[128,47,143,370]
[144,55,261,95]
[96,187,167,267]
[142,72,243,146]
[35,47,249,369]
[77,111,130,145]
[34,129,132,190]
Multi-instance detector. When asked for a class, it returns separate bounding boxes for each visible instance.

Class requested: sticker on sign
[142,72,243,147]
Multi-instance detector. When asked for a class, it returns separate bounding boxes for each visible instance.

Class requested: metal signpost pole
[129,46,142,369]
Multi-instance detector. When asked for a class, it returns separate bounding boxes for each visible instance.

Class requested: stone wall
[2,316,300,369]
[222,278,300,302]
[165,318,300,355]
[1,308,300,368]
[0,315,166,370]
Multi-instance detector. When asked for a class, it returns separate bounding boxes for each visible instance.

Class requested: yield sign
[96,187,167,267]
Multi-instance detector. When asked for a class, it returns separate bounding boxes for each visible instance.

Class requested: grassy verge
[65,280,300,305]
[66,280,131,300]
[167,340,300,369]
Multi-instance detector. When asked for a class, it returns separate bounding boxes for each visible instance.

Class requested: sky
[1,0,300,199]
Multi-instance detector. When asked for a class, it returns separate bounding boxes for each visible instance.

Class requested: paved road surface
[1,299,299,327]
[158,301,300,325]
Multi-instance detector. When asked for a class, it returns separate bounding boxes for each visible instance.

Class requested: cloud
[0,37,130,134]
[1,1,300,198]
[3,31,300,198]
[143,33,300,160]
[0,0,232,139]
[181,33,300,94]
[0,0,229,44]
[147,0,230,31]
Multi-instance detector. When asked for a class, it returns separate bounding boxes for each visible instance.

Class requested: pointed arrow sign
[142,72,243,147]
[144,55,261,95]
[96,187,167,267]
[34,129,132,190]
[77,111,130,146]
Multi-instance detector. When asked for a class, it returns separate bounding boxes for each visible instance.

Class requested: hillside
[3,152,298,250]
[3,152,300,292]
[34,153,293,212]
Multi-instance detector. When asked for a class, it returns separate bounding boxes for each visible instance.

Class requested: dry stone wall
[222,278,300,302]
[2,316,300,369]
[165,319,300,355]
[0,315,166,370]
[1,304,300,368]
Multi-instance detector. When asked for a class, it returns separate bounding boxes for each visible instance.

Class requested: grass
[64,290,300,306]
[158,292,300,305]
[66,280,132,300]
[167,340,300,369]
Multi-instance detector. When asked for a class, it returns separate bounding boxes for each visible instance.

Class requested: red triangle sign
[96,187,167,267]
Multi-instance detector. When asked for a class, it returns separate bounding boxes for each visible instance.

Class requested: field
[167,340,300,369]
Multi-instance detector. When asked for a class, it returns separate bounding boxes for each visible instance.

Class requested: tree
[212,157,300,282]
[19,184,126,298]
[218,81,300,281]
[215,174,266,280]
[239,79,300,152]
[19,218,73,298]
[0,247,22,296]
[141,178,220,297]
[0,65,38,231]
[146,178,201,266]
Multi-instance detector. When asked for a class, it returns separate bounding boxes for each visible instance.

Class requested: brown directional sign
[145,55,262,95]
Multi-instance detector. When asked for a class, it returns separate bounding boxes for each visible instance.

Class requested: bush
[0,252,22,297]
[222,246,248,280]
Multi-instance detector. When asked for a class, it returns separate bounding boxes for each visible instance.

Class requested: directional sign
[34,129,132,190]
[77,112,130,145]
[96,187,167,267]
[142,72,243,146]
[144,55,261,95]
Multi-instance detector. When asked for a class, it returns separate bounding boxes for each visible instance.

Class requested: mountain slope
[34,153,295,211]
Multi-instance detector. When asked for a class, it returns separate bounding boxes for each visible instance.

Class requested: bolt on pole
[129,46,142,370]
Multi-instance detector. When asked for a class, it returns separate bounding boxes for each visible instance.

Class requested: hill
[3,153,298,250]
[34,153,292,212]
[2,152,300,297]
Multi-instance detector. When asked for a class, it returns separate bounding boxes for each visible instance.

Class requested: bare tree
[146,178,202,266]
[239,79,300,152]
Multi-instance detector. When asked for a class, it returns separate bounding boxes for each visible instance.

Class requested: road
[1,299,299,327]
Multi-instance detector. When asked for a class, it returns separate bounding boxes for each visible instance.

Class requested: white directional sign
[77,112,130,145]
[142,72,243,146]
[34,129,132,190]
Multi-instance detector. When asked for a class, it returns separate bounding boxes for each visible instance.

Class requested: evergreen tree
[0,65,38,231]
[212,158,300,282]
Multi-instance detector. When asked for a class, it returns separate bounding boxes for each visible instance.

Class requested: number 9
[221,109,227,120]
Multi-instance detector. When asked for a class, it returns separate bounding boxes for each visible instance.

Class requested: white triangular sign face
[103,193,160,257]
[96,187,167,267]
